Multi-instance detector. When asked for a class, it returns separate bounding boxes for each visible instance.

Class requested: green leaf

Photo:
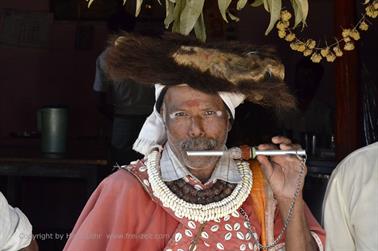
[164,0,175,28]
[172,0,184,33]
[263,0,270,12]
[194,12,206,41]
[227,10,240,22]
[265,0,281,35]
[87,0,95,8]
[250,0,264,7]
[135,0,144,16]
[236,0,248,10]
[295,0,308,24]
[218,0,232,23]
[180,0,205,35]
[291,0,302,28]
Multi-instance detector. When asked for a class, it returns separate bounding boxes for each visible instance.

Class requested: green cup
[37,106,68,156]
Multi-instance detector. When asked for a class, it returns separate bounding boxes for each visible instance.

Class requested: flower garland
[276,0,378,63]
[146,150,253,223]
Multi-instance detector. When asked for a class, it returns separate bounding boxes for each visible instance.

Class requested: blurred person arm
[93,51,113,120]
[323,143,378,251]
[0,192,35,251]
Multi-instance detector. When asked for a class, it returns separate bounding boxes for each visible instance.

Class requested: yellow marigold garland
[276,0,377,63]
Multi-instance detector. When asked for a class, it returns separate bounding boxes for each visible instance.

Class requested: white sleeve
[323,150,378,251]
[0,193,32,251]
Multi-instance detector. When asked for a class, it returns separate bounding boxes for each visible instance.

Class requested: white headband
[133,84,245,155]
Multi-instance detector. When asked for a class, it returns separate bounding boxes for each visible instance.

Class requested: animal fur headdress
[105,32,296,110]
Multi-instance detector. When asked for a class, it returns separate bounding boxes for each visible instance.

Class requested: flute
[186,146,306,160]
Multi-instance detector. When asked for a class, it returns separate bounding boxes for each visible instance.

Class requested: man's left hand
[256,136,306,201]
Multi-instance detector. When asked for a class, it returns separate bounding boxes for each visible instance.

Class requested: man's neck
[187,167,216,184]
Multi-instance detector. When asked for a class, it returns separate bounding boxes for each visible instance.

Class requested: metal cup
[37,106,68,157]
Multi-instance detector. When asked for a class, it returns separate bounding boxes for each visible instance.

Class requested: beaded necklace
[146,150,253,223]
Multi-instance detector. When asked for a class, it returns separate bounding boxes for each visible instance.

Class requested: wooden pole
[334,0,361,160]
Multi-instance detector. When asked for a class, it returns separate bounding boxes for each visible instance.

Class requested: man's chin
[182,156,219,170]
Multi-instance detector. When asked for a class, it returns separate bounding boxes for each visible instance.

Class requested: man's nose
[188,116,205,137]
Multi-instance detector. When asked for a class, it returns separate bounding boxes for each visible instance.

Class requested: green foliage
[85,0,309,41]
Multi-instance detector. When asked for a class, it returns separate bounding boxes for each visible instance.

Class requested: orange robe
[64,160,325,251]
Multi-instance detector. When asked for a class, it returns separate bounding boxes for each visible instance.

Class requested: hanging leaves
[85,0,310,41]
[136,0,144,16]
[164,0,175,28]
[236,0,248,10]
[194,12,207,42]
[290,0,308,28]
[218,0,233,23]
[250,0,264,7]
[264,0,282,35]
[180,0,205,35]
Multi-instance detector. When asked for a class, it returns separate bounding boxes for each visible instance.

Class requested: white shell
[245,232,251,240]
[185,229,193,237]
[143,179,150,187]
[253,233,259,240]
[224,232,232,240]
[232,211,240,217]
[240,244,246,250]
[211,225,220,232]
[139,166,147,172]
[188,221,196,229]
[216,243,225,250]
[248,242,254,250]
[189,244,197,251]
[225,224,233,231]
[201,231,209,239]
[204,241,210,247]
[174,211,183,219]
[194,184,203,190]
[236,232,245,240]
[254,243,259,251]
[223,215,231,221]
[175,233,182,242]
[234,223,241,231]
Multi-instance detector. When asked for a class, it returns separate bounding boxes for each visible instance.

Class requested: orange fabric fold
[248,160,267,246]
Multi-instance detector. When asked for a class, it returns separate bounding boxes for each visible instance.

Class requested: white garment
[0,192,32,251]
[322,142,378,251]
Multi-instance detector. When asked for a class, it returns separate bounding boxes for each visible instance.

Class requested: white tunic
[323,142,378,251]
[0,192,32,251]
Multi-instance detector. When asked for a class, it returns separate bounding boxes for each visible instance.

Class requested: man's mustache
[181,137,217,151]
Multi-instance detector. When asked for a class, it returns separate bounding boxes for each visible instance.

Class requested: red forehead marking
[183,99,200,107]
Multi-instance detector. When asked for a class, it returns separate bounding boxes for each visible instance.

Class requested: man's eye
[203,111,216,116]
[203,111,222,117]
[169,112,188,119]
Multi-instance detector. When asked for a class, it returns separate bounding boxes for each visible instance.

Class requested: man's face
[162,85,230,169]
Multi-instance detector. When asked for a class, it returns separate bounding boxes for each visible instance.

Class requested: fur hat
[104,32,296,111]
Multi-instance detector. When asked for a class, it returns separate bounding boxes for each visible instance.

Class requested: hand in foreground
[256,136,306,201]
